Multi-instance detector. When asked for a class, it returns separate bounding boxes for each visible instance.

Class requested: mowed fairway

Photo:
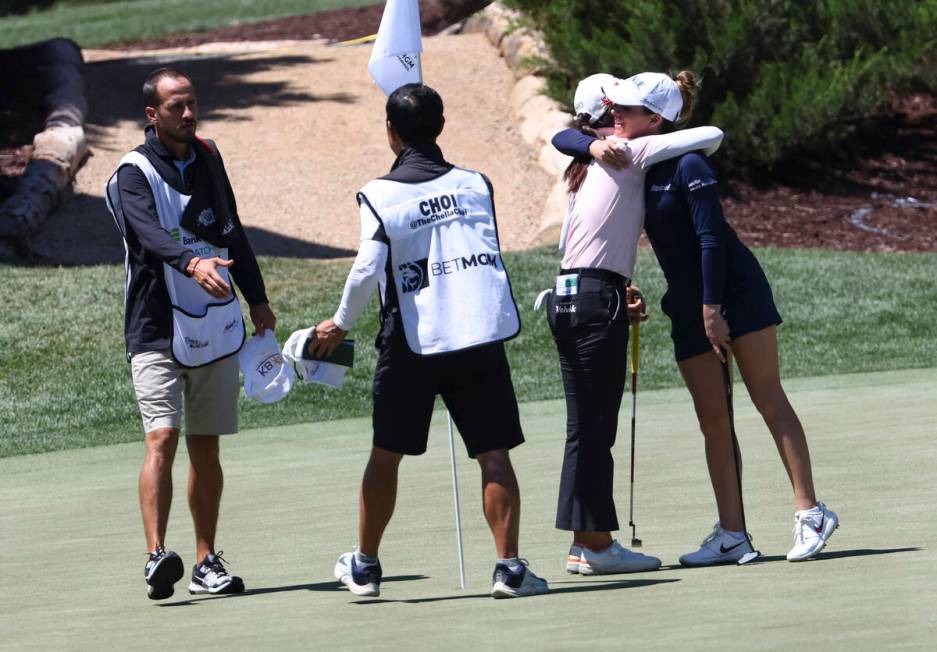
[2,369,935,650]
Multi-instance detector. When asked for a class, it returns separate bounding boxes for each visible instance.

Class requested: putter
[628,322,641,547]
[720,349,761,565]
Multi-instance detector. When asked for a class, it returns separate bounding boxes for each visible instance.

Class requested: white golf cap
[604,72,683,123]
[573,73,616,125]
[282,327,352,389]
[238,330,295,404]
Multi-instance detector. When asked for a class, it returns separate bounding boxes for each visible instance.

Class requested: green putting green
[2,368,935,649]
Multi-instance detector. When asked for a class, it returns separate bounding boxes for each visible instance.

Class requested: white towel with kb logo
[358,167,520,355]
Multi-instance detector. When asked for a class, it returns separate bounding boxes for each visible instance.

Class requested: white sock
[354,550,378,565]
[498,557,523,571]
[724,529,746,540]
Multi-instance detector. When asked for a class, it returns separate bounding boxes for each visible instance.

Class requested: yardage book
[301,337,355,368]
[282,328,354,389]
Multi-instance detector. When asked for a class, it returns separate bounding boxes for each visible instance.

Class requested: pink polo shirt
[560,127,724,279]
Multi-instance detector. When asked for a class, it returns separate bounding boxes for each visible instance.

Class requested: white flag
[368,0,423,96]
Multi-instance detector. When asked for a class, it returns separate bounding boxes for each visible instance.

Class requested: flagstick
[447,411,467,589]
[415,0,424,84]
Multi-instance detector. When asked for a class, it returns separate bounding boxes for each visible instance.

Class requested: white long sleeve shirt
[332,205,388,331]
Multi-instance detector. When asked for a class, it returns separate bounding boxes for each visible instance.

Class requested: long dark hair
[563,111,613,194]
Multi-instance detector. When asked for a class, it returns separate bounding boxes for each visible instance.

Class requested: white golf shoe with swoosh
[679,523,752,567]
[787,502,839,561]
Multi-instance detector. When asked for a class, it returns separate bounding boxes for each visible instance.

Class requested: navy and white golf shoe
[334,551,383,597]
[490,559,549,599]
[187,551,245,595]
[144,546,185,600]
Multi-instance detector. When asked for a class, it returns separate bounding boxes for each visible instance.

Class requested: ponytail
[673,70,696,126]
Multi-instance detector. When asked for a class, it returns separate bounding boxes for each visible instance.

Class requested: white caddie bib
[359,167,520,355]
[106,151,245,367]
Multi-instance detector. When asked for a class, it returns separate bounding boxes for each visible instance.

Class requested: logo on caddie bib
[197,208,215,227]
[399,259,430,294]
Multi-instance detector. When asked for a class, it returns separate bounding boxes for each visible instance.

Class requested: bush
[506,0,937,180]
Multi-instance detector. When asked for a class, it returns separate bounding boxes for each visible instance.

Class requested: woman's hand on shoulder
[702,304,731,361]
[588,139,630,170]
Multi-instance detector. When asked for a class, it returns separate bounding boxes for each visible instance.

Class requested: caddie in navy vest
[308,83,548,599]
[105,68,277,600]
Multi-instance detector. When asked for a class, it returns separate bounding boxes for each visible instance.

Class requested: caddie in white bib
[106,150,245,368]
[358,167,520,355]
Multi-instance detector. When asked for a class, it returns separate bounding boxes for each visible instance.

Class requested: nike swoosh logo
[815,514,825,534]
[720,540,746,554]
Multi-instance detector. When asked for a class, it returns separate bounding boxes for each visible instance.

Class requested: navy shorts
[664,284,782,362]
[371,313,524,458]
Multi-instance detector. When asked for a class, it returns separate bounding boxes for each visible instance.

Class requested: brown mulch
[722,94,937,252]
[109,3,388,50]
[107,1,484,50]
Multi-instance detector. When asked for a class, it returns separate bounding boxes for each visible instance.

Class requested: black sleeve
[214,147,269,307]
[117,166,195,274]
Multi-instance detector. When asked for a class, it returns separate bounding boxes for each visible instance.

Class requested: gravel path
[32,34,552,264]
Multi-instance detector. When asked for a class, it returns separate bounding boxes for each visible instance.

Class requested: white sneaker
[491,560,549,598]
[787,502,839,561]
[334,551,382,597]
[566,544,583,574]
[679,523,753,567]
[579,540,661,575]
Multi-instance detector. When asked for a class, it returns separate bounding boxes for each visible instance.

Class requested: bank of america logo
[399,259,429,294]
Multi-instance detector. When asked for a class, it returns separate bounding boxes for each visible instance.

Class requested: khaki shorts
[130,350,239,435]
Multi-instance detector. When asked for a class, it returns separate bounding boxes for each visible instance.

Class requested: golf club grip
[630,322,640,375]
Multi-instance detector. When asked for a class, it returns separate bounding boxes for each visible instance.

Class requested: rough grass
[1,246,936,457]
[0,0,377,49]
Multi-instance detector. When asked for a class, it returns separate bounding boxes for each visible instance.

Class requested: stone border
[0,38,88,261]
[464,1,572,246]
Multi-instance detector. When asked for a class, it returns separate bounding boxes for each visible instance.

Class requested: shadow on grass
[350,577,680,605]
[157,574,429,607]
[656,546,921,571]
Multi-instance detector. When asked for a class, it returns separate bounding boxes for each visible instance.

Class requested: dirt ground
[29,33,553,264]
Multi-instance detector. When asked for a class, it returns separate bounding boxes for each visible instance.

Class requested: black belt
[559,267,630,286]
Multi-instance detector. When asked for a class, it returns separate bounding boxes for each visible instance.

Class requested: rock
[530,178,569,247]
[510,75,547,116]
[539,142,572,178]
[519,109,571,148]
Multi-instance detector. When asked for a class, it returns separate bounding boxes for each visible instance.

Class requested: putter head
[737,549,761,565]
[631,537,642,548]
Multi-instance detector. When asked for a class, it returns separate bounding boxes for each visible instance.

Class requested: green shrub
[506,0,937,180]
